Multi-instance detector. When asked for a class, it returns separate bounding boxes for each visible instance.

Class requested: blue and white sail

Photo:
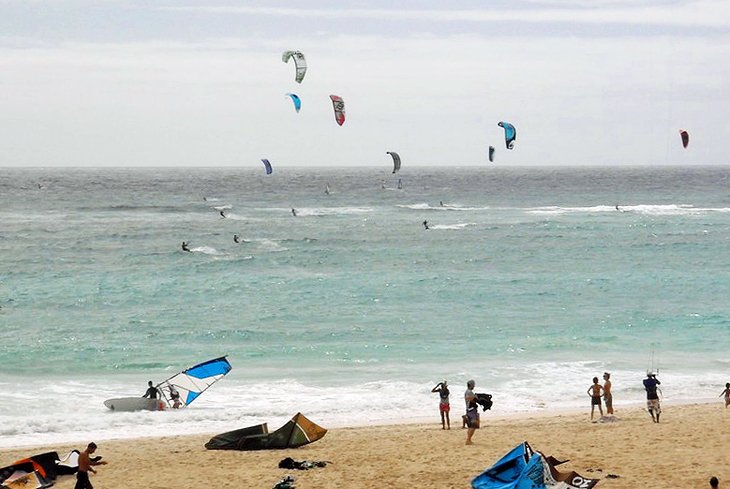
[157,356,232,408]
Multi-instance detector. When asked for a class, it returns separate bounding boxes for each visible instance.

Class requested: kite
[387,152,401,174]
[679,129,689,148]
[329,95,345,126]
[498,121,516,150]
[205,413,327,451]
[286,93,301,113]
[262,159,273,175]
[282,50,306,83]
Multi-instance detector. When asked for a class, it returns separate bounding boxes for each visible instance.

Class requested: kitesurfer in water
[440,201,444,207]
[291,208,297,217]
[181,241,191,253]
[423,220,429,230]
[143,381,160,399]
[233,234,241,244]
[219,210,226,218]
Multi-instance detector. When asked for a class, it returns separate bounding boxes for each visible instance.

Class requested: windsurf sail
[286,93,301,113]
[472,442,599,489]
[329,95,346,126]
[156,356,232,409]
[498,121,517,150]
[488,146,495,162]
[679,129,689,148]
[282,50,306,83]
[387,151,401,174]
[205,412,327,451]
[262,159,273,175]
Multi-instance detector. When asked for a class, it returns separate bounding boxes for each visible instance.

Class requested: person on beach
[75,442,107,489]
[431,381,451,430]
[643,371,662,423]
[181,241,191,252]
[719,383,730,408]
[710,476,719,488]
[587,377,605,420]
[603,372,613,415]
[464,380,479,444]
[143,381,160,399]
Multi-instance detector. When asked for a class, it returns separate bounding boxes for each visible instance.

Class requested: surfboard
[103,397,164,412]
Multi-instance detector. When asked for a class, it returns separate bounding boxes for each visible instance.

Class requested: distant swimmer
[181,241,192,252]
[291,208,297,217]
[219,210,226,218]
[423,220,429,230]
[233,234,240,244]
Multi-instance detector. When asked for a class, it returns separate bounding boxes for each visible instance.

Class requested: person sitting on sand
[603,372,613,415]
[719,383,730,408]
[643,371,662,423]
[431,381,450,430]
[587,377,605,420]
[143,381,159,399]
[710,476,719,488]
[181,241,191,253]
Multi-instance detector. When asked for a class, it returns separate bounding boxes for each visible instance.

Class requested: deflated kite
[286,93,301,113]
[330,95,346,126]
[282,51,307,83]
[498,121,516,150]
[387,152,401,174]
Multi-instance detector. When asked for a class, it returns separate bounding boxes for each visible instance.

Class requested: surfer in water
[181,241,192,253]
[423,220,430,230]
[291,208,297,217]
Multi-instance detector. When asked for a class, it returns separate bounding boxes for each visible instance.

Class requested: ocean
[1,166,729,448]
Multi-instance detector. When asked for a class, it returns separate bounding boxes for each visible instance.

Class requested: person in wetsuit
[423,220,429,230]
[233,234,241,243]
[143,381,160,399]
[181,241,191,252]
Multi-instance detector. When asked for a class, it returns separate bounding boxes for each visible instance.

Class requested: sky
[0,0,729,167]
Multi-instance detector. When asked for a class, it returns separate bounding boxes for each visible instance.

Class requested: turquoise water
[1,166,729,446]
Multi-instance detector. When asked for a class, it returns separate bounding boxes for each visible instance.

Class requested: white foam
[430,223,476,230]
[526,204,730,216]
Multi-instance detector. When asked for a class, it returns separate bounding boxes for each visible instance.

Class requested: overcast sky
[1,0,728,167]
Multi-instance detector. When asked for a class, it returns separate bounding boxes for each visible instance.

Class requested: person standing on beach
[719,383,730,408]
[603,372,613,415]
[431,381,451,430]
[75,442,107,489]
[464,380,479,445]
[587,377,604,420]
[643,372,661,423]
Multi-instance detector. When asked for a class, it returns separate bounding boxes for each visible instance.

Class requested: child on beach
[431,381,450,429]
[719,383,730,408]
[587,377,604,420]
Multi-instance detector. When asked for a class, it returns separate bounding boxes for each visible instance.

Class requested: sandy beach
[2,402,728,489]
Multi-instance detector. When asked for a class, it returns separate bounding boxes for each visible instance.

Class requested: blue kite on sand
[471,442,599,489]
